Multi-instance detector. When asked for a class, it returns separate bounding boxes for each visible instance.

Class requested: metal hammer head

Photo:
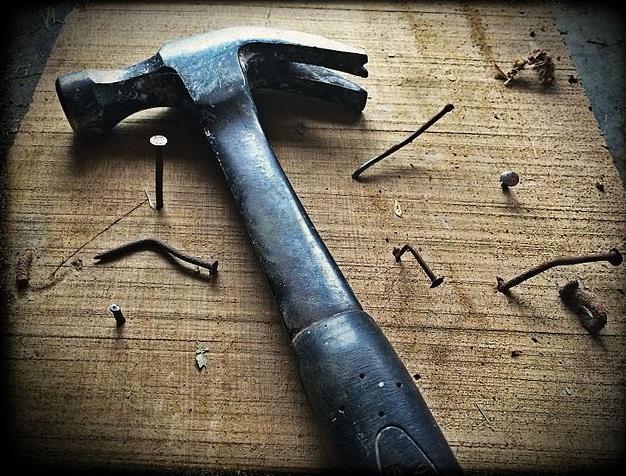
[56,27,368,135]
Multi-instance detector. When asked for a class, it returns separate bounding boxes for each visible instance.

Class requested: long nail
[497,248,623,293]
[393,244,444,288]
[150,135,167,210]
[352,104,454,179]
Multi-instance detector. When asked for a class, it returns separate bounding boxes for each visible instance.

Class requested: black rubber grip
[292,310,462,474]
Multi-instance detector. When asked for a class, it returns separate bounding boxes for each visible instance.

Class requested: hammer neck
[201,95,361,336]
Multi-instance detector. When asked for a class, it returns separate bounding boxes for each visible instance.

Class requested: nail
[150,135,167,210]
[559,280,607,334]
[94,238,218,277]
[500,170,519,189]
[393,244,445,288]
[16,250,34,290]
[109,303,126,327]
[497,248,623,293]
[352,103,454,179]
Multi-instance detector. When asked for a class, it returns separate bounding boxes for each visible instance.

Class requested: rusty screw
[559,280,607,334]
[497,248,623,293]
[150,135,167,210]
[393,244,444,288]
[109,303,126,327]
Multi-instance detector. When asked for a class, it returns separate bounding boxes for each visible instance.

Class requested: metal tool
[56,27,460,474]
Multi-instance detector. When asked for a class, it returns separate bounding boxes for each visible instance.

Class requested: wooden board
[4,1,625,473]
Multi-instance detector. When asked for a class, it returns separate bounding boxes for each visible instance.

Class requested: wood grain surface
[4,2,625,473]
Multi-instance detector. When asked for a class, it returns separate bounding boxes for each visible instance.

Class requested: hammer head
[56,27,368,135]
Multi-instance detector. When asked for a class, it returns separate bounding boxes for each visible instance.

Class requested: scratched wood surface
[4,1,626,474]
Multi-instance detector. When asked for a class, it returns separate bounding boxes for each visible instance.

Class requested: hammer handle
[202,96,461,474]
[202,96,361,336]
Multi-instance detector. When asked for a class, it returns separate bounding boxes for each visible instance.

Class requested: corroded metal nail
[559,280,607,334]
[109,303,126,327]
[94,238,218,277]
[16,250,34,289]
[352,104,454,179]
[150,135,167,210]
[393,244,444,288]
[500,170,519,189]
[497,248,623,293]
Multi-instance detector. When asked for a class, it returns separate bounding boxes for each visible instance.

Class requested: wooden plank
[4,1,625,473]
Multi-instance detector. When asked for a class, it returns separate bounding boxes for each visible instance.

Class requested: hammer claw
[249,61,367,112]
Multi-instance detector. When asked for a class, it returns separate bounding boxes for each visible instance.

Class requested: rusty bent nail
[94,238,218,277]
[559,280,608,334]
[55,27,460,472]
[497,248,623,293]
[393,244,445,288]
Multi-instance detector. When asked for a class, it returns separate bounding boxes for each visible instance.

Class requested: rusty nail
[352,103,454,179]
[497,248,623,293]
[16,250,34,290]
[393,244,444,288]
[559,280,607,334]
[94,238,218,277]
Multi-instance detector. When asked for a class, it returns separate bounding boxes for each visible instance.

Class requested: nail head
[150,135,168,147]
[430,276,445,288]
[500,170,520,187]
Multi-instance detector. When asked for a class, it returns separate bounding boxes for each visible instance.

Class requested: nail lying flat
[352,103,454,179]
[497,248,623,293]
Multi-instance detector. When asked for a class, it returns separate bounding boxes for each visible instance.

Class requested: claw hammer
[56,27,461,474]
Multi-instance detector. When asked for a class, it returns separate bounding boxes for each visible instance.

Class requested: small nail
[393,244,444,288]
[109,303,126,327]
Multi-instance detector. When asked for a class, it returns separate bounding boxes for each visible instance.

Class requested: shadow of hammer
[55,26,461,475]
